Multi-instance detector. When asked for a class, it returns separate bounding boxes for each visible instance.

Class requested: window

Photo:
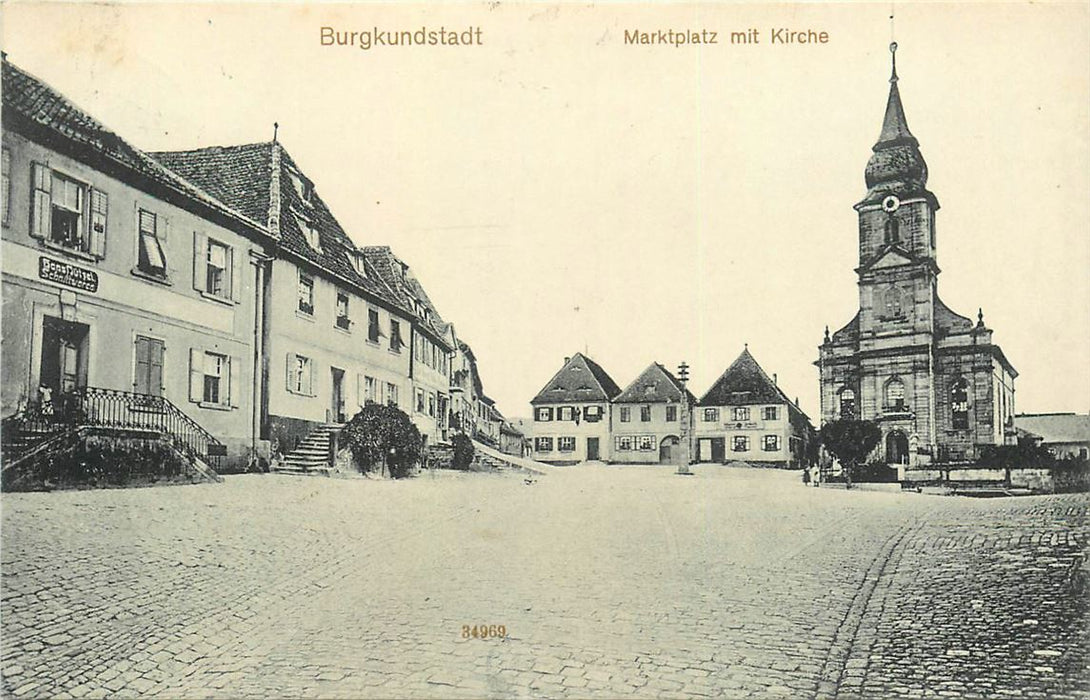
[620,406,631,422]
[762,435,780,451]
[584,406,602,422]
[666,405,678,422]
[191,349,236,407]
[882,286,908,318]
[297,273,314,315]
[287,354,313,395]
[367,309,381,343]
[205,240,229,297]
[1,148,10,225]
[703,407,719,422]
[389,320,403,352]
[640,405,651,422]
[615,436,633,451]
[136,209,167,277]
[951,378,969,430]
[884,216,900,244]
[416,388,426,413]
[885,378,906,411]
[297,214,321,252]
[839,388,856,420]
[364,375,377,404]
[763,406,778,421]
[732,436,750,452]
[335,292,350,330]
[558,437,575,452]
[386,383,399,407]
[636,436,655,451]
[535,437,553,452]
[732,407,750,422]
[558,406,574,421]
[30,164,107,257]
[536,407,553,422]
[428,394,436,418]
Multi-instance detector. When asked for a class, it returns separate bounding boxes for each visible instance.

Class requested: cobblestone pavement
[2,466,1087,699]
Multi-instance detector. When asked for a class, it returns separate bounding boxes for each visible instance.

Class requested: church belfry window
[951,378,969,430]
[884,216,900,245]
[839,387,856,420]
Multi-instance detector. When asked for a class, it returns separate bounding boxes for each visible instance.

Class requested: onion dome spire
[863,42,929,201]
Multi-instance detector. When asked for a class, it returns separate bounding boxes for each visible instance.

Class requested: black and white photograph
[1,2,1088,698]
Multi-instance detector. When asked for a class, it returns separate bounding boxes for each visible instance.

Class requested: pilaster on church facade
[817,43,1018,474]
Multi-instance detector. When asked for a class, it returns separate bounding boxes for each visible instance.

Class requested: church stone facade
[817,44,1018,476]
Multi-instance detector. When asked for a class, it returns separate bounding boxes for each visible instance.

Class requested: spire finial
[824,325,831,343]
[977,307,984,326]
[273,122,279,143]
[889,41,898,83]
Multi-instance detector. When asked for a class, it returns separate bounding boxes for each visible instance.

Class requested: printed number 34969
[462,624,506,639]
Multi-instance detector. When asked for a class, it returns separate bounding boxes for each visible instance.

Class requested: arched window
[951,378,969,430]
[884,216,900,245]
[885,378,906,411]
[839,387,856,420]
[884,287,902,317]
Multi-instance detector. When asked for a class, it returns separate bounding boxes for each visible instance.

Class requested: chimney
[563,356,571,365]
[773,373,778,386]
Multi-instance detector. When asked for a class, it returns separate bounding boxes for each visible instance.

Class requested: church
[817,43,1018,477]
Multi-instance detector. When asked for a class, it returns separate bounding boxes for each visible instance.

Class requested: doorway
[586,437,600,461]
[886,430,909,465]
[659,436,679,464]
[330,367,345,423]
[40,316,89,399]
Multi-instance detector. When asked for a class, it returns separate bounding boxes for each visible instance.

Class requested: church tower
[818,44,1018,478]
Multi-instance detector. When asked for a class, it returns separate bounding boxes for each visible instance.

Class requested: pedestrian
[812,465,821,488]
[802,466,811,485]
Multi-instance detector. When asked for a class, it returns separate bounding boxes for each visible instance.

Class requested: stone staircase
[273,424,343,476]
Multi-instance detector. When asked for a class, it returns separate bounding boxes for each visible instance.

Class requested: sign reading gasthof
[38,256,99,293]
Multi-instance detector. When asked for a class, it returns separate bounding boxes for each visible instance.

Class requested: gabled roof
[699,347,791,407]
[362,245,452,349]
[614,363,696,404]
[1014,413,1090,445]
[531,353,622,405]
[2,58,268,240]
[152,141,410,316]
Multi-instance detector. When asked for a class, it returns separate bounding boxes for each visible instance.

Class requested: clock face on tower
[882,195,901,213]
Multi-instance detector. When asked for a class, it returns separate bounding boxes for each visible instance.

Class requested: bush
[341,404,423,479]
[820,419,882,487]
[451,433,475,471]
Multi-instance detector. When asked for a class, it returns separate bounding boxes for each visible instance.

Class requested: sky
[3,2,1088,421]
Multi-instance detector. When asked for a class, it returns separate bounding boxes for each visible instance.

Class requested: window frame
[640,405,652,422]
[557,436,576,453]
[535,437,554,452]
[732,406,750,422]
[297,272,315,316]
[335,290,351,330]
[763,406,778,421]
[732,435,750,452]
[762,434,780,452]
[666,405,678,422]
[703,407,720,422]
[620,406,631,423]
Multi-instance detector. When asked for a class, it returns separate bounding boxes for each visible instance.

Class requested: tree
[820,419,882,489]
[451,432,475,471]
[341,404,423,479]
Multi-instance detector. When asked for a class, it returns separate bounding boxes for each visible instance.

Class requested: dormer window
[295,214,321,252]
[288,169,314,208]
[349,249,367,278]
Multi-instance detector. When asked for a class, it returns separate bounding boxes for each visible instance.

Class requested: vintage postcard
[1,2,1087,698]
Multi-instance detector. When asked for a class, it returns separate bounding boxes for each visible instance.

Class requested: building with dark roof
[1014,413,1090,461]
[816,44,1018,477]
[1,57,275,471]
[612,363,696,465]
[530,353,621,464]
[696,348,815,468]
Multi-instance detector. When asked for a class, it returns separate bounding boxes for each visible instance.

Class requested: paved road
[2,466,1087,698]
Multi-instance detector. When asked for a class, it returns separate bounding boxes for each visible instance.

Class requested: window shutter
[30,162,51,239]
[89,188,108,258]
[307,360,315,396]
[286,352,294,392]
[193,231,208,292]
[229,355,240,408]
[189,348,203,403]
[547,407,554,421]
[357,373,365,407]
[230,245,242,303]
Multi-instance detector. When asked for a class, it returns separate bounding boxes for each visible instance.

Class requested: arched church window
[883,286,906,317]
[839,387,856,420]
[885,378,906,412]
[884,216,900,245]
[951,378,969,430]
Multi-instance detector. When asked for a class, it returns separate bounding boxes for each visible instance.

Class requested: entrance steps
[273,423,343,476]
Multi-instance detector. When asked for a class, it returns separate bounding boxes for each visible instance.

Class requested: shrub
[341,404,423,479]
[820,419,882,488]
[451,433,475,471]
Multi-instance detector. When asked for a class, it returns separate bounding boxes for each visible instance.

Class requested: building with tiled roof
[1014,413,1090,461]
[612,363,697,465]
[696,348,815,468]
[816,44,1017,478]
[530,353,621,464]
[1,56,275,471]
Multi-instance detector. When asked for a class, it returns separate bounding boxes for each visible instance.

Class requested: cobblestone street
[2,466,1087,699]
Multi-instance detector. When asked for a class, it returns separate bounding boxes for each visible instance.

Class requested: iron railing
[12,387,224,467]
